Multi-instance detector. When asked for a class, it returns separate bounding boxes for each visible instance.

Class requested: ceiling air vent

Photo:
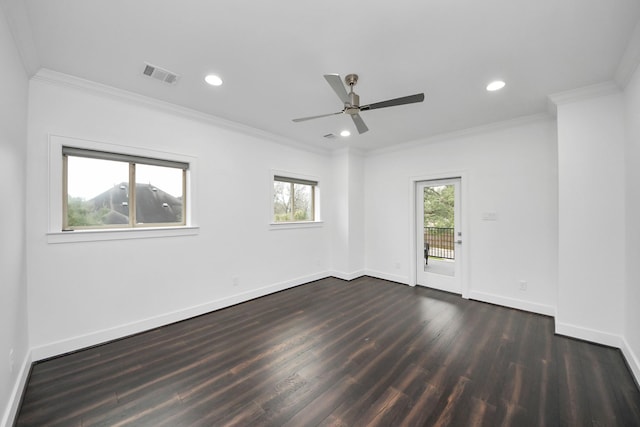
[142,63,180,85]
[323,133,336,139]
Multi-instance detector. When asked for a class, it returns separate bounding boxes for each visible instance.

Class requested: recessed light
[340,130,351,137]
[205,74,223,86]
[486,80,506,91]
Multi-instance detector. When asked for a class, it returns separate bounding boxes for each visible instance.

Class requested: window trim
[270,170,322,229]
[48,135,198,243]
[62,148,188,230]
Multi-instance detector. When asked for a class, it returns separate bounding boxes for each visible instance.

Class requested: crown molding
[1,0,40,75]
[366,112,553,157]
[615,20,640,89]
[331,147,365,158]
[31,68,332,156]
[547,81,621,112]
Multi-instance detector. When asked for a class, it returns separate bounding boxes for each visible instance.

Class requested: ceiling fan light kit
[293,73,424,135]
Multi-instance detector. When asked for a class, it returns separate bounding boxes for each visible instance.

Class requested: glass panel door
[416,178,462,293]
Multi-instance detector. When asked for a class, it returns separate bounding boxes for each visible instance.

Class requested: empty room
[2,0,640,425]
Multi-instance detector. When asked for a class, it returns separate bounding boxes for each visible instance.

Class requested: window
[273,175,318,223]
[63,147,188,230]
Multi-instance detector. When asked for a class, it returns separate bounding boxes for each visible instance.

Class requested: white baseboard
[468,290,556,317]
[1,349,32,427]
[621,336,640,387]
[555,321,623,348]
[31,271,329,361]
[363,270,409,285]
[328,270,367,281]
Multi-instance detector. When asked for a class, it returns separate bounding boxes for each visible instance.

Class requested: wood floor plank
[15,277,640,426]
[353,386,411,427]
[556,336,594,426]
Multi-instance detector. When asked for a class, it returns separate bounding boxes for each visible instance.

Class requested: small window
[63,147,188,230]
[273,175,317,222]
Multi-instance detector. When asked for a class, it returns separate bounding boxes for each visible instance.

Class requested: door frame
[415,178,462,294]
[408,170,470,299]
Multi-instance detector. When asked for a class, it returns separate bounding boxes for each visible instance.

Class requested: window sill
[269,221,324,230]
[47,226,199,244]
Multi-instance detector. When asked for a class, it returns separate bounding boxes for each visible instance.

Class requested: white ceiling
[9,0,640,151]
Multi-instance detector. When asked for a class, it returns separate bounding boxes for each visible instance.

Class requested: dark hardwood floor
[15,277,640,426]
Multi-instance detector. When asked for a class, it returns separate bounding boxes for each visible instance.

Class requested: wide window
[273,175,317,222]
[63,147,188,230]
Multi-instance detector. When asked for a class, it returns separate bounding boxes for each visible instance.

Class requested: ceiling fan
[292,74,424,134]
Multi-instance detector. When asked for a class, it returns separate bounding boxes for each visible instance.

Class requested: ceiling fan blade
[360,93,425,111]
[324,74,350,103]
[292,111,342,122]
[351,113,369,134]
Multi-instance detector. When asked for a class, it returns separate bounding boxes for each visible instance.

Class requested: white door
[416,178,462,294]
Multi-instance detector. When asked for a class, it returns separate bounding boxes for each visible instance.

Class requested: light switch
[482,212,498,221]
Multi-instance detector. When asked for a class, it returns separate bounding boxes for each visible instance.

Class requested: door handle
[455,240,462,244]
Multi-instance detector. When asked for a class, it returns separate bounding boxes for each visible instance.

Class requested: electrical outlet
[9,348,14,374]
[519,280,528,291]
[232,276,240,287]
[394,262,401,270]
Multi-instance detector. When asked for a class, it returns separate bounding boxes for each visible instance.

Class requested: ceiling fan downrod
[344,74,360,112]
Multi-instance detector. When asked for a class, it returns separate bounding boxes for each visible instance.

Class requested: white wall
[348,151,365,274]
[624,67,640,382]
[364,118,559,314]
[329,150,349,275]
[0,5,29,426]
[329,149,365,278]
[26,73,336,358]
[555,93,627,346]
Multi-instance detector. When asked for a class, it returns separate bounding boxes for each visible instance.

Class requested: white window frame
[270,170,322,230]
[47,135,199,243]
